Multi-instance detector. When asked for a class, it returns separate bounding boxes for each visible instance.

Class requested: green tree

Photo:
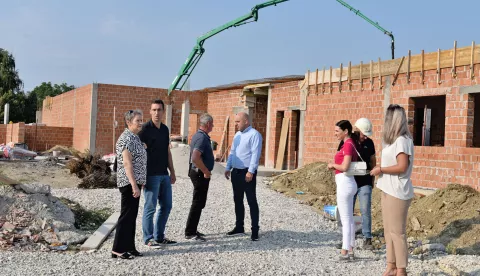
[0,48,23,95]
[0,90,26,123]
[32,81,75,109]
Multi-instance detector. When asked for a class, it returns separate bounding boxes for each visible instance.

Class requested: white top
[376,136,414,200]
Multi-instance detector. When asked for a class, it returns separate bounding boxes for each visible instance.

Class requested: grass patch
[59,197,113,231]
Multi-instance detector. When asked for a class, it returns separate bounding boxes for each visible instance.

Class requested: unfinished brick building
[3,42,479,191]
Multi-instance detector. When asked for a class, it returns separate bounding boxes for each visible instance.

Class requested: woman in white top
[370,104,414,276]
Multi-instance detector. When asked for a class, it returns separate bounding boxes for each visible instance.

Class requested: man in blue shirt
[224,112,263,241]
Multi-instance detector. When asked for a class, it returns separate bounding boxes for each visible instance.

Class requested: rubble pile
[66,150,116,189]
[0,184,88,252]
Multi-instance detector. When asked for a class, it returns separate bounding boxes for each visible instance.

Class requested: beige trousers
[381,192,412,269]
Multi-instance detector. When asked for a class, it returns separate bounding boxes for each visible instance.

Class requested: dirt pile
[270,162,337,209]
[0,184,88,251]
[269,164,480,254]
[66,150,116,189]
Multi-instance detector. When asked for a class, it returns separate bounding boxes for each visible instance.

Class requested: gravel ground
[1,148,479,275]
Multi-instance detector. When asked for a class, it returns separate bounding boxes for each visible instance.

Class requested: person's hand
[170,172,176,184]
[204,171,211,179]
[132,185,141,198]
[370,166,382,176]
[225,170,231,180]
[245,172,254,182]
[327,163,335,170]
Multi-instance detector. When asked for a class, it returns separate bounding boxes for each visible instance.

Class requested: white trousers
[335,173,358,250]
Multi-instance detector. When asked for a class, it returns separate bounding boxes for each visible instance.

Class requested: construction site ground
[0,148,479,275]
[270,162,480,255]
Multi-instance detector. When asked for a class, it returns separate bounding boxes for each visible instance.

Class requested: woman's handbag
[344,143,368,176]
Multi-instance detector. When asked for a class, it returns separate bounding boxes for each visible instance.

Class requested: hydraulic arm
[335,0,395,59]
[168,0,290,94]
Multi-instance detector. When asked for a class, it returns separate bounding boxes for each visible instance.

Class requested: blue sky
[1,0,478,92]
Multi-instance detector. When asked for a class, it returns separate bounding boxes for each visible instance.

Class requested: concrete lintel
[80,212,119,251]
[298,110,306,168]
[459,84,480,95]
[288,106,300,111]
[89,83,98,153]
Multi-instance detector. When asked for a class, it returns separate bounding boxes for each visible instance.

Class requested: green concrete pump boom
[167,0,290,94]
[335,0,395,60]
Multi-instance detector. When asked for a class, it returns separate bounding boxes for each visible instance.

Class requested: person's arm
[225,133,238,172]
[191,149,211,178]
[167,146,176,184]
[371,138,411,176]
[370,155,377,185]
[122,149,140,197]
[248,133,262,174]
[328,142,354,172]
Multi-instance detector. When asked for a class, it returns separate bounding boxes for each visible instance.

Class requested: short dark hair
[151,99,165,110]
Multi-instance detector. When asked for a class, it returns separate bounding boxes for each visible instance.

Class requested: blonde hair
[382,104,412,145]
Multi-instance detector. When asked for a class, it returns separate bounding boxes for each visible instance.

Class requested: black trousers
[185,169,210,236]
[231,168,259,231]
[112,184,140,253]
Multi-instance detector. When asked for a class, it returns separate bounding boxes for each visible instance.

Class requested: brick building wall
[94,84,207,155]
[5,123,25,144]
[24,125,73,152]
[0,125,6,144]
[41,85,93,152]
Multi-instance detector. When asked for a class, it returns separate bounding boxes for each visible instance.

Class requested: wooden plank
[471,41,476,79]
[275,117,290,170]
[360,61,363,90]
[407,50,411,83]
[329,66,333,93]
[370,60,374,90]
[315,68,318,94]
[348,61,352,90]
[304,44,480,84]
[338,63,343,92]
[218,116,229,160]
[421,50,425,84]
[437,49,441,84]
[392,56,405,86]
[80,212,120,251]
[452,41,457,78]
[378,57,383,88]
[321,66,326,93]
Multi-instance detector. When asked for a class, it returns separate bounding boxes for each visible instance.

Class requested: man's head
[150,99,165,124]
[199,113,214,133]
[354,117,373,142]
[235,112,250,132]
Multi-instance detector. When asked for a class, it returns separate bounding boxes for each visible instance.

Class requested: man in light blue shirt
[224,112,263,241]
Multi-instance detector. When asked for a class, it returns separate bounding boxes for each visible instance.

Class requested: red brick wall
[24,125,73,152]
[268,81,301,168]
[41,85,93,152]
[0,125,6,145]
[95,84,207,155]
[188,114,199,144]
[207,89,244,160]
[5,123,25,144]
[295,63,480,190]
[253,96,268,165]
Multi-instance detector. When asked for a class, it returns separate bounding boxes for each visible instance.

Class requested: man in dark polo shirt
[185,113,215,242]
[139,99,177,246]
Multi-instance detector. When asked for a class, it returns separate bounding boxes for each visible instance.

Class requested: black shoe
[363,238,373,250]
[251,232,259,241]
[185,234,206,242]
[196,231,206,237]
[155,238,177,245]
[145,240,161,247]
[111,252,134,259]
[335,242,342,249]
[128,250,143,257]
[226,228,245,236]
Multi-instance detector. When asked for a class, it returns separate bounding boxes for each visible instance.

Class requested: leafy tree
[0,90,26,123]
[32,81,75,109]
[0,48,23,95]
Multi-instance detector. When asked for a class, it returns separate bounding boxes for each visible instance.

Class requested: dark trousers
[112,184,140,253]
[185,169,210,236]
[231,169,259,231]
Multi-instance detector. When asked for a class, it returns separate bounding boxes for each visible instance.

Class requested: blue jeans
[142,175,172,243]
[353,185,372,239]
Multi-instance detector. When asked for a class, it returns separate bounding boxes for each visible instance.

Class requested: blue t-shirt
[189,130,214,172]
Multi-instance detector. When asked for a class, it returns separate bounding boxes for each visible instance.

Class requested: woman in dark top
[111,110,147,259]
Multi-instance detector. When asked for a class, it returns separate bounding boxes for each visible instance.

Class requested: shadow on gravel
[146,229,341,256]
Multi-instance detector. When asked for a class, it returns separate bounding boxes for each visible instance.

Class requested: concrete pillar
[165,104,172,132]
[298,110,306,168]
[4,103,9,124]
[180,100,190,141]
[265,88,273,168]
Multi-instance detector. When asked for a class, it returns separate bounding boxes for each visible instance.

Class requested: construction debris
[66,150,116,189]
[0,183,89,251]
[269,164,480,255]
